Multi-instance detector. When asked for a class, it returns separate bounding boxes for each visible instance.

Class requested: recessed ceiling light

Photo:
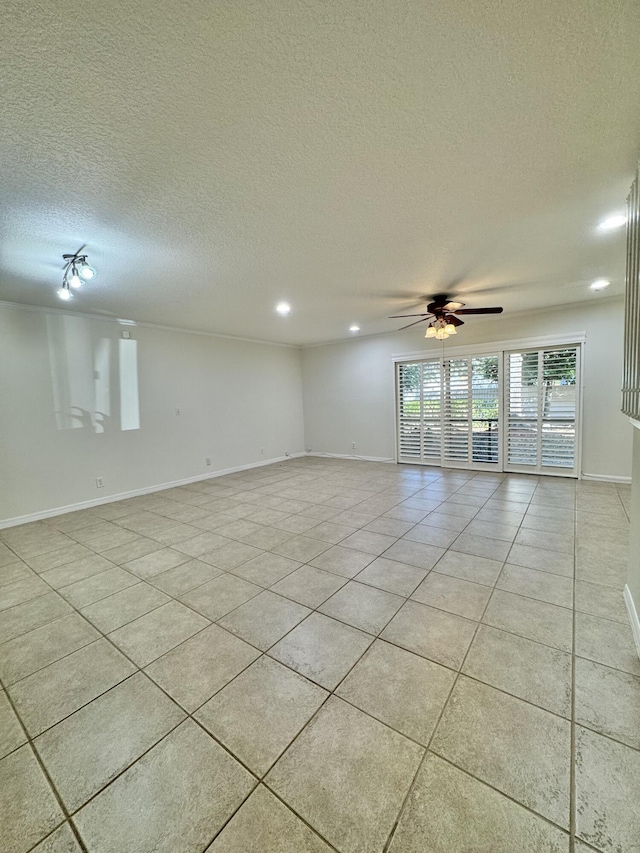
[349,324,360,332]
[597,213,627,232]
[276,302,291,315]
[590,278,610,291]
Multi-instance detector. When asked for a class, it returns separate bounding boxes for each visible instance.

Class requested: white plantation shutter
[398,362,422,460]
[396,354,500,469]
[471,356,500,464]
[443,358,470,463]
[505,346,578,474]
[422,360,442,461]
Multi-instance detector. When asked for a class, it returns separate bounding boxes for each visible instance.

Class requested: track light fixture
[59,247,96,300]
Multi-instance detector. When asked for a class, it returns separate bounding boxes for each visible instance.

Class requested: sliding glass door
[397,354,500,470]
[396,344,580,476]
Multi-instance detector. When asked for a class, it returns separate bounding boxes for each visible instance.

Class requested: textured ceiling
[1,0,639,345]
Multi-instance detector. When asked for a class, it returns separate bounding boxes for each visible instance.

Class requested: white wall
[301,298,633,480]
[0,304,305,523]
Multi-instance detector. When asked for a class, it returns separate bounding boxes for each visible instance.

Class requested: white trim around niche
[391,332,587,362]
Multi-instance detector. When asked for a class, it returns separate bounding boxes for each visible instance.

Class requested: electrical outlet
[260,447,264,455]
[175,407,181,416]
[205,457,211,466]
[352,441,356,449]
[96,477,104,489]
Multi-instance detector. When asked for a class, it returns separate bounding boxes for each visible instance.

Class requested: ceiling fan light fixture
[60,248,94,298]
[425,325,437,338]
[68,268,83,288]
[444,323,457,335]
[444,301,464,310]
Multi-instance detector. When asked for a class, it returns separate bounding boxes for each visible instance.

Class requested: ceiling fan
[389,294,503,339]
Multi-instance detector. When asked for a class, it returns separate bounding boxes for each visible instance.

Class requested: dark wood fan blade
[388,313,430,319]
[447,315,464,326]
[454,307,503,315]
[398,317,429,330]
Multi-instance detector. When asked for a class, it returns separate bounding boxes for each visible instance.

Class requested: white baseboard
[306,451,395,463]
[0,452,307,530]
[624,585,640,661]
[581,473,632,484]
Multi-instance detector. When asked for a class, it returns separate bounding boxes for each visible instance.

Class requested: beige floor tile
[483,589,573,652]
[59,567,139,608]
[0,613,99,685]
[266,696,423,853]
[575,726,640,853]
[200,541,265,570]
[304,520,357,543]
[0,689,26,759]
[432,550,503,586]
[309,545,375,578]
[269,612,372,689]
[212,519,265,541]
[0,561,33,589]
[420,511,469,532]
[272,535,332,563]
[383,506,429,523]
[381,600,477,670]
[144,523,202,546]
[238,526,295,550]
[576,556,627,589]
[463,625,572,717]
[271,515,319,534]
[497,563,573,608]
[432,676,571,827]
[150,559,222,596]
[123,548,190,580]
[338,529,398,556]
[337,640,455,745]
[35,673,185,811]
[411,572,491,620]
[0,593,72,645]
[382,540,445,570]
[81,583,170,633]
[100,537,163,565]
[575,612,640,676]
[464,519,519,542]
[70,521,124,544]
[451,532,511,562]
[218,591,311,650]
[0,744,64,853]
[172,532,233,557]
[364,517,414,537]
[521,513,574,535]
[388,753,569,853]
[9,638,135,736]
[0,575,50,612]
[32,822,83,852]
[507,543,574,578]
[271,565,348,607]
[10,534,75,561]
[229,552,300,587]
[25,543,94,573]
[207,785,332,852]
[82,528,141,553]
[402,524,459,548]
[180,574,261,621]
[197,656,327,775]
[40,555,116,590]
[319,581,404,635]
[514,527,574,555]
[354,557,427,597]
[476,507,526,527]
[74,720,254,853]
[108,600,209,666]
[575,580,628,623]
[575,657,640,749]
[145,623,259,711]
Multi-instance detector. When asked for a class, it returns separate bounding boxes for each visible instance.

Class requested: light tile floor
[0,458,637,852]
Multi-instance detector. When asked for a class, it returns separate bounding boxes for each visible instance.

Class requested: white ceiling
[1,0,639,345]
